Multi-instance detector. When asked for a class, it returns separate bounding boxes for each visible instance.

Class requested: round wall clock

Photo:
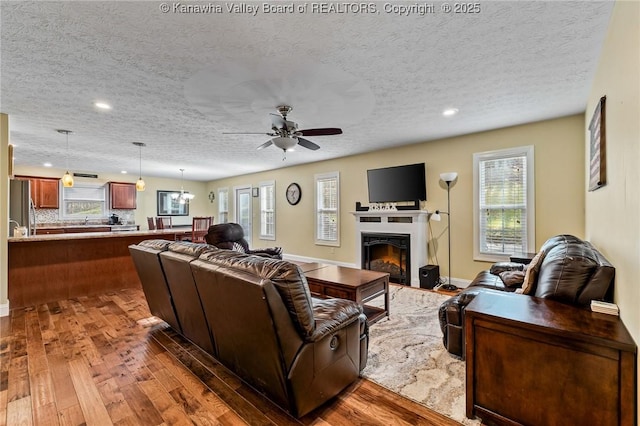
[286,183,301,205]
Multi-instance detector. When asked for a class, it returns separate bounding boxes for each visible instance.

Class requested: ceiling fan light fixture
[272,136,297,151]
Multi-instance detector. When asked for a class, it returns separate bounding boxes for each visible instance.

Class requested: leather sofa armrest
[490,262,526,275]
[309,298,363,342]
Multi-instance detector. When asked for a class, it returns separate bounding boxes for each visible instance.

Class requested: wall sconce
[208,191,215,203]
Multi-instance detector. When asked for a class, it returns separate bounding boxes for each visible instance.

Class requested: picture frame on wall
[157,190,190,216]
[588,96,606,191]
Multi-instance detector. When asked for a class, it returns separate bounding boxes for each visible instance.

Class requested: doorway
[234,186,252,246]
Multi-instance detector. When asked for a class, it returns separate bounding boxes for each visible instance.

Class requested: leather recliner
[128,239,182,333]
[439,234,615,359]
[129,240,368,417]
[205,222,283,259]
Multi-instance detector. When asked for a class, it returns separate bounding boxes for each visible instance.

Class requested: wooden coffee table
[304,265,389,324]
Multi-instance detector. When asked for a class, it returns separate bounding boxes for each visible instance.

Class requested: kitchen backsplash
[35,209,136,226]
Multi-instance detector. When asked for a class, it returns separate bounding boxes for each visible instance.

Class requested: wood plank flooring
[0,288,462,425]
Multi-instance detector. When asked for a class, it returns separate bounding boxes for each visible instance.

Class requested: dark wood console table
[465,291,636,426]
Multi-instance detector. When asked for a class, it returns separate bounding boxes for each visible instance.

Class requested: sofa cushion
[167,241,216,257]
[137,239,173,251]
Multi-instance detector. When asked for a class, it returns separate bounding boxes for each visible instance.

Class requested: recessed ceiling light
[43,162,52,167]
[121,170,128,174]
[94,102,112,110]
[442,108,459,117]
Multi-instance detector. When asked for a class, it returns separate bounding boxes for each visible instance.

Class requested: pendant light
[171,169,195,204]
[57,129,74,187]
[132,142,146,191]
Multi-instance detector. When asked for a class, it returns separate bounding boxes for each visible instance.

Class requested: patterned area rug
[361,285,481,425]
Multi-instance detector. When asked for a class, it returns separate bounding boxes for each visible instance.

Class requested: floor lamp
[433,172,458,291]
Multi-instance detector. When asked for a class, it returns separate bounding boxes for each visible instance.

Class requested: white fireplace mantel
[352,210,430,287]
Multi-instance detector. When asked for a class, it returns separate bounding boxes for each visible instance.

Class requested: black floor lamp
[433,172,458,291]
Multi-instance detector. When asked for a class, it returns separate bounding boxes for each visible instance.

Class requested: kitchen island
[8,228,190,308]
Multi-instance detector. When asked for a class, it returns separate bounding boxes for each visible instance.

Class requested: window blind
[478,154,528,255]
[260,181,275,239]
[316,173,339,244]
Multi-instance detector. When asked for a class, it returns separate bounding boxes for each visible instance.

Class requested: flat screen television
[367,163,426,203]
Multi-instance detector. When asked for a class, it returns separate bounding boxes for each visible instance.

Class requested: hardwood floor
[0,288,462,425]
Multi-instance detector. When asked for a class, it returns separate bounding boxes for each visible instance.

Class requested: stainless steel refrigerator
[9,179,36,236]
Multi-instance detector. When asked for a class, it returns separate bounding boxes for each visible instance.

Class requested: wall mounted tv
[367,162,427,203]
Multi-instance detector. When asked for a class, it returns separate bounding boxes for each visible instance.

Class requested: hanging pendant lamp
[57,129,74,187]
[132,142,146,191]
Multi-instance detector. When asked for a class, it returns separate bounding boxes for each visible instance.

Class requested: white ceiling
[1,1,614,181]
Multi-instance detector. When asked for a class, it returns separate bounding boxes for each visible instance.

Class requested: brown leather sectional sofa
[438,234,615,358]
[129,239,368,417]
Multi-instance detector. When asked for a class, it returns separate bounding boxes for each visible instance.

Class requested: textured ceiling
[1,1,614,181]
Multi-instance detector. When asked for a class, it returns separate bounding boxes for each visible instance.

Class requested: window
[473,146,535,261]
[218,187,228,223]
[315,172,340,246]
[61,182,107,219]
[259,180,275,240]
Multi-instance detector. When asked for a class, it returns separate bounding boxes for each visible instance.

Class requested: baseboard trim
[0,300,9,317]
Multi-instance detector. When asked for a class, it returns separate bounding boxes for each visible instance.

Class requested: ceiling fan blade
[299,128,343,136]
[297,137,321,151]
[223,132,271,135]
[256,140,273,150]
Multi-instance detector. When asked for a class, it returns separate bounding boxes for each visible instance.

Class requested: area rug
[361,285,481,425]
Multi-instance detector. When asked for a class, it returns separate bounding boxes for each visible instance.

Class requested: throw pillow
[499,270,526,287]
[231,241,246,253]
[520,250,544,294]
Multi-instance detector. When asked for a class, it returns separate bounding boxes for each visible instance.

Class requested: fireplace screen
[362,233,410,285]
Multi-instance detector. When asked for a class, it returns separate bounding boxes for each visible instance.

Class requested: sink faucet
[84,216,89,225]
[9,219,20,227]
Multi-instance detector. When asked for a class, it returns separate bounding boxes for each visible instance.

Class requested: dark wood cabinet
[110,182,137,209]
[465,291,636,426]
[16,176,60,208]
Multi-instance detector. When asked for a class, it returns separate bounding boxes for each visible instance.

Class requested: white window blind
[218,188,228,223]
[473,146,535,261]
[61,183,107,219]
[259,181,275,240]
[315,172,340,246]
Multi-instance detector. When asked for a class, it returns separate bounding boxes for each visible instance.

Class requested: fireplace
[352,210,429,287]
[362,233,410,285]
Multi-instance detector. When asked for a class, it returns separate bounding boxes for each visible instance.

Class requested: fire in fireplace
[362,233,410,285]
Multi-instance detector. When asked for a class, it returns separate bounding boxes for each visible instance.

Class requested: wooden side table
[509,252,537,264]
[465,291,636,426]
[304,265,389,324]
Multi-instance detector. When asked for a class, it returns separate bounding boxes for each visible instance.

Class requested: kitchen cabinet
[16,176,60,208]
[110,182,137,209]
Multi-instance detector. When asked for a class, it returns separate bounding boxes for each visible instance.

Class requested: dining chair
[147,217,156,230]
[156,217,172,230]
[191,216,213,243]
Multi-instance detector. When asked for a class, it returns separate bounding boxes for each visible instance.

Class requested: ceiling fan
[224,105,342,155]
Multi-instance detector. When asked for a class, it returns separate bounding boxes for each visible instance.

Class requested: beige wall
[13,165,213,228]
[209,114,585,281]
[584,0,640,417]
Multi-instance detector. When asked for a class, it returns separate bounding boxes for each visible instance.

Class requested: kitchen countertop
[8,228,189,243]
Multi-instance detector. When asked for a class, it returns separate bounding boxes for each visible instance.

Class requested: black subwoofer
[419,265,439,289]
